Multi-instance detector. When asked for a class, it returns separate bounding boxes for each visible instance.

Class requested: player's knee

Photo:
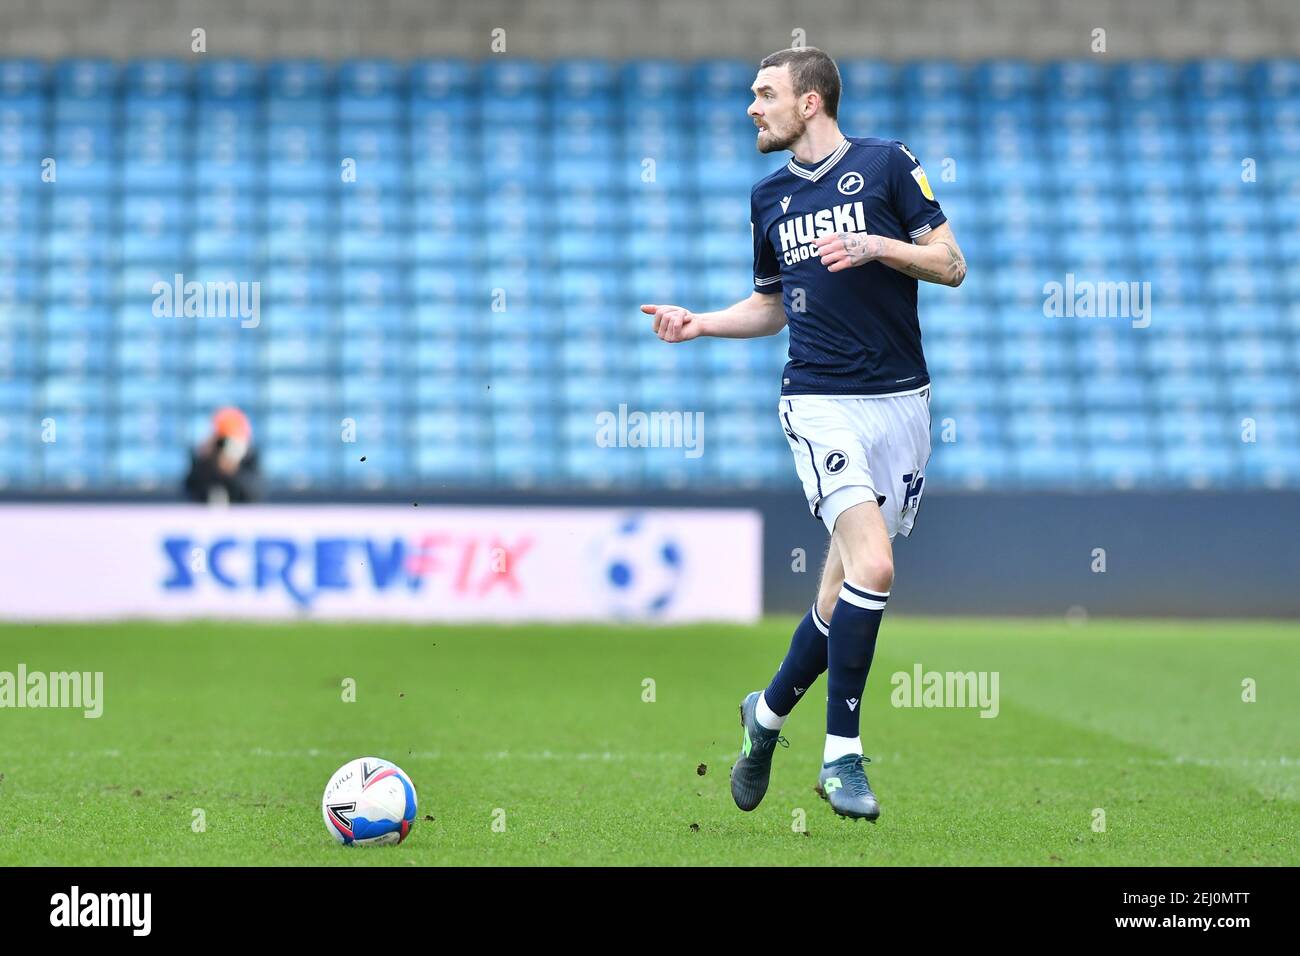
[843,553,893,594]
[865,556,895,593]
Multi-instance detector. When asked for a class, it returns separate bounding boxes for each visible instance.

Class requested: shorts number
[902,472,925,511]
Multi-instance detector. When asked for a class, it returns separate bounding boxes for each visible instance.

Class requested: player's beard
[756,113,806,154]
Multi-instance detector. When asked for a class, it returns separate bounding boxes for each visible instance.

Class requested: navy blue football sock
[763,604,830,716]
[826,582,889,739]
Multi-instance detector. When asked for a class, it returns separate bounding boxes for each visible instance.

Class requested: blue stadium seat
[1015,446,1085,486]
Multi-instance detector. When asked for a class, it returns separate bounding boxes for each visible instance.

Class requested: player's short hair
[759,47,841,120]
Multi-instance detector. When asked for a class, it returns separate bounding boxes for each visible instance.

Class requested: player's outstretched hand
[815,231,885,272]
[641,303,700,343]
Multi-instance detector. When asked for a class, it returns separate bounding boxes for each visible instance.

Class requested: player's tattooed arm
[814,221,966,288]
[908,223,967,287]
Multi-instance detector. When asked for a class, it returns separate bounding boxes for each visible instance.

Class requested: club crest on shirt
[824,450,849,474]
[836,171,864,195]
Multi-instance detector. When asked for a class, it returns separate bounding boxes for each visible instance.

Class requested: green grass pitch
[0,617,1296,866]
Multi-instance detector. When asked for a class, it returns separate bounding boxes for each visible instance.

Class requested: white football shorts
[779,386,933,538]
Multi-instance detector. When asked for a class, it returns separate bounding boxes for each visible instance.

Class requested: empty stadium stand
[0,55,1297,492]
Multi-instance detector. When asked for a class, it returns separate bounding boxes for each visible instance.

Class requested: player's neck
[789,123,846,167]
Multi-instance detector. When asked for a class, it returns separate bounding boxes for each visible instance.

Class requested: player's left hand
[815,232,886,272]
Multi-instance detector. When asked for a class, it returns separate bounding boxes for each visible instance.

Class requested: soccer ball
[594,514,684,618]
[321,757,418,846]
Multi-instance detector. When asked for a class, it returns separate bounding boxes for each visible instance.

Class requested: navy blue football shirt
[751,136,947,395]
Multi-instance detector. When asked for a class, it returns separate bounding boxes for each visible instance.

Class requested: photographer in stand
[183,406,264,505]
